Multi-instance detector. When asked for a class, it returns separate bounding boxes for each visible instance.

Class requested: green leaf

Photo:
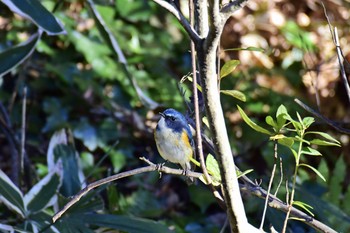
[237,105,272,135]
[24,172,60,214]
[309,139,341,147]
[81,213,173,233]
[265,116,277,128]
[54,145,84,197]
[291,148,298,163]
[0,32,41,76]
[299,163,326,182]
[3,0,65,35]
[221,90,246,102]
[0,169,25,217]
[220,60,240,79]
[301,147,322,156]
[277,137,294,148]
[237,169,254,178]
[293,201,314,216]
[109,150,127,173]
[206,154,221,184]
[276,104,288,117]
[302,117,314,128]
[305,131,341,145]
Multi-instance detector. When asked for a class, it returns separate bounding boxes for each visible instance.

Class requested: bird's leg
[156,160,168,179]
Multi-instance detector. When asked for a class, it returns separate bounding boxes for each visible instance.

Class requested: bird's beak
[159,112,165,118]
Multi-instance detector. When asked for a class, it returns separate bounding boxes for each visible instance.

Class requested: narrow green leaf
[299,163,326,182]
[3,0,65,35]
[185,76,202,92]
[293,201,314,216]
[309,139,341,147]
[0,32,41,76]
[301,147,322,156]
[0,170,25,217]
[237,169,254,178]
[221,90,246,102]
[237,105,272,135]
[305,131,341,144]
[294,136,310,145]
[291,148,298,163]
[220,60,240,79]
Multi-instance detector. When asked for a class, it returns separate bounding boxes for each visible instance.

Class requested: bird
[154,108,194,181]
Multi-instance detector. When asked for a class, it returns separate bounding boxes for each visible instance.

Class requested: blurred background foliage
[0,0,350,232]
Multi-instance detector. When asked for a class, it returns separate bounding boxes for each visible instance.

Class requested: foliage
[0,0,350,232]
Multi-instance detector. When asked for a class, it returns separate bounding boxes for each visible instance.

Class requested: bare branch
[52,158,205,223]
[334,27,350,104]
[152,0,201,44]
[295,98,350,134]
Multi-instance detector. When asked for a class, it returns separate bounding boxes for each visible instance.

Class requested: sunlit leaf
[265,116,276,128]
[293,200,314,216]
[301,147,322,156]
[306,131,341,145]
[309,139,341,147]
[221,90,246,102]
[237,169,254,178]
[237,105,272,135]
[299,163,326,182]
[302,117,314,128]
[206,154,221,185]
[220,60,240,79]
[277,137,294,148]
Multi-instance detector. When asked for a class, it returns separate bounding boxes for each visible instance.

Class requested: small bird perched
[154,108,194,181]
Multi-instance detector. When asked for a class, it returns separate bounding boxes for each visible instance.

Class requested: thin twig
[260,141,278,230]
[20,87,27,177]
[295,98,350,134]
[274,157,283,196]
[334,27,350,104]
[152,0,201,44]
[321,2,350,104]
[190,0,212,185]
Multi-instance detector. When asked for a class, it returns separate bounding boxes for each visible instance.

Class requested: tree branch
[152,0,201,44]
[197,0,252,231]
[220,0,250,21]
[52,158,215,223]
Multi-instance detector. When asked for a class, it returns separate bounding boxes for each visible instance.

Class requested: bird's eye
[170,116,176,121]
